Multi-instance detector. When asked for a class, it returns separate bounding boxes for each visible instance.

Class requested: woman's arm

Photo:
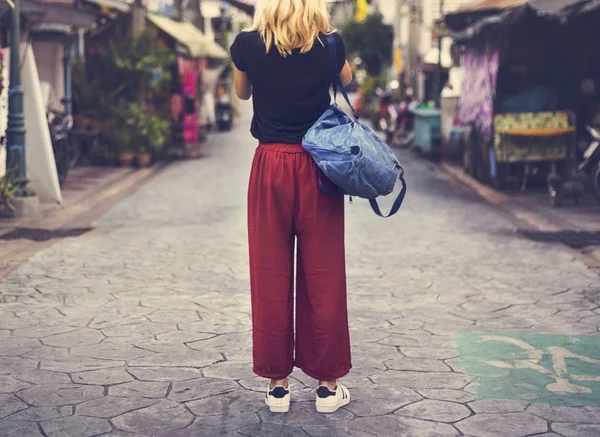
[340,61,352,87]
[234,67,252,101]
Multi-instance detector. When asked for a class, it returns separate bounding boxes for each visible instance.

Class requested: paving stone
[6,406,72,422]
[371,371,469,390]
[378,334,456,349]
[133,339,191,354]
[127,350,220,368]
[0,317,39,330]
[154,330,216,343]
[102,322,178,338]
[395,416,462,436]
[0,337,42,356]
[456,412,548,437]
[202,361,256,380]
[126,367,204,382]
[348,416,423,437]
[17,384,104,407]
[76,395,157,418]
[146,310,201,324]
[108,380,169,399]
[552,424,600,437]
[112,400,194,435]
[42,328,104,348]
[528,404,600,423]
[469,399,530,414]
[0,357,38,375]
[0,394,27,418]
[186,391,263,416]
[12,325,78,339]
[169,377,238,402]
[238,423,313,437]
[12,370,71,385]
[399,347,459,360]
[396,399,471,423]
[0,420,44,436]
[41,415,112,437]
[303,427,377,437]
[385,356,451,372]
[417,389,475,403]
[0,376,30,394]
[71,342,152,361]
[71,367,134,385]
[169,413,261,436]
[259,403,354,427]
[344,385,421,417]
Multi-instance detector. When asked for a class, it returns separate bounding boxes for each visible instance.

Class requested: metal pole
[6,0,32,196]
[435,0,444,107]
[63,38,73,114]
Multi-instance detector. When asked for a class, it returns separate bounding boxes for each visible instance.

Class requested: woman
[230,0,354,414]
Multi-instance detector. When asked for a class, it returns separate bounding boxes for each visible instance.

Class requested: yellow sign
[355,0,368,23]
[394,47,403,75]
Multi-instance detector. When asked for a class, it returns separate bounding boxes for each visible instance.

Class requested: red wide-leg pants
[248,143,352,381]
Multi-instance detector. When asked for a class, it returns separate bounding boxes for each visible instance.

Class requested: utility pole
[5,0,39,217]
[6,0,29,196]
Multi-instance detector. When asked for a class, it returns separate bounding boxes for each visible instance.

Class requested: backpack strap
[368,172,407,218]
[325,34,359,120]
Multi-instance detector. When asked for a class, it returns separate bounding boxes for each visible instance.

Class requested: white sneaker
[265,384,290,413]
[315,384,350,413]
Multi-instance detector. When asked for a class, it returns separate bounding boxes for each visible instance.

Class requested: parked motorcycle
[215,80,233,132]
[392,97,418,149]
[578,125,600,202]
[48,109,75,187]
[548,125,600,206]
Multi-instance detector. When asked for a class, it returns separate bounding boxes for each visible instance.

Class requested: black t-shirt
[229,31,346,144]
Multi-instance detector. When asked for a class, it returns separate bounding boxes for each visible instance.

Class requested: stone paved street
[1,101,600,437]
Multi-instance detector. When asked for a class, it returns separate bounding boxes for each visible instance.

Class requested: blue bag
[302,34,407,217]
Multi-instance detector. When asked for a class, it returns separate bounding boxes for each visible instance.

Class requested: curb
[437,162,580,232]
[435,161,600,270]
[0,163,168,279]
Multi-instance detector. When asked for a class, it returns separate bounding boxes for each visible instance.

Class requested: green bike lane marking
[456,332,600,407]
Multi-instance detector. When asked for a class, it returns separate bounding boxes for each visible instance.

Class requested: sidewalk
[0,165,165,278]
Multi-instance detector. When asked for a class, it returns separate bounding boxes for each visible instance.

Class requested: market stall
[443,0,598,200]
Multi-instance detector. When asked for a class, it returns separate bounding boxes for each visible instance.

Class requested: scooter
[215,80,233,132]
[48,109,75,187]
[392,99,417,149]
[548,125,600,206]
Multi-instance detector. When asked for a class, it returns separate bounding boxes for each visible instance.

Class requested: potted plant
[136,145,152,168]
[0,168,18,215]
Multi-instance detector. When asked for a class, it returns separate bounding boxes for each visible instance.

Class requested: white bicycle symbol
[479,335,600,394]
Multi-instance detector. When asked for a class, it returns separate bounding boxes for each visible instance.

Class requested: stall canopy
[147,13,228,59]
[444,0,600,38]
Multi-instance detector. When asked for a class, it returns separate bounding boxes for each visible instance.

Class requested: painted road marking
[457,333,600,406]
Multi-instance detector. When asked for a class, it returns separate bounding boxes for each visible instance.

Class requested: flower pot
[118,152,135,167]
[184,143,202,160]
[137,153,152,168]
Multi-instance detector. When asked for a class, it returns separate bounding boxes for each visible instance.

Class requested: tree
[341,14,393,77]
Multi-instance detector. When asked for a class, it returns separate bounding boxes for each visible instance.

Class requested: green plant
[342,14,393,76]
[105,29,175,105]
[0,168,18,212]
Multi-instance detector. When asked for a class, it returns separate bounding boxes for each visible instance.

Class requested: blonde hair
[248,0,333,57]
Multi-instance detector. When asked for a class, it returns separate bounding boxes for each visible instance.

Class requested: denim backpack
[302,34,407,217]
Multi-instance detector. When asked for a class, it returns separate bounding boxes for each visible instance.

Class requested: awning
[445,0,600,39]
[82,0,131,14]
[147,13,228,59]
[0,0,98,29]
